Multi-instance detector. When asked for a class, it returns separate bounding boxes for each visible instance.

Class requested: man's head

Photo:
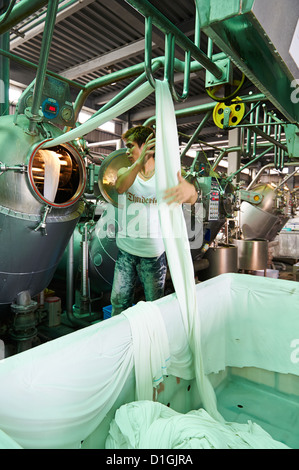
[122,126,155,164]
[122,126,155,147]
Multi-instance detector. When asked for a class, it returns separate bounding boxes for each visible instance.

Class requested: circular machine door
[27,142,86,208]
[98,148,131,207]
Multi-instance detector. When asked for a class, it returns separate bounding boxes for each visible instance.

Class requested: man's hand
[163,171,197,205]
[137,133,155,169]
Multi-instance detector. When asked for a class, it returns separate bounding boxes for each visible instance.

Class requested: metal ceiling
[1,0,297,164]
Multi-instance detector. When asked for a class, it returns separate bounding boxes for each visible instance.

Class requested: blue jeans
[110,249,167,316]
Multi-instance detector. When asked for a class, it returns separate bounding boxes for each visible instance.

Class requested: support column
[227,128,241,183]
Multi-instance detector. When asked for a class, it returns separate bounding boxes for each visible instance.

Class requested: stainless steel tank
[232,238,268,270]
[240,183,290,241]
[0,114,86,306]
[202,245,238,279]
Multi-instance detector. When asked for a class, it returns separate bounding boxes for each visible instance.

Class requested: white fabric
[106,401,289,449]
[42,149,61,202]
[123,301,170,400]
[116,174,164,257]
[155,79,222,422]
[41,81,154,149]
[0,274,298,448]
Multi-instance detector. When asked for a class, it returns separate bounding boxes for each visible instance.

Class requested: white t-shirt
[116,173,165,257]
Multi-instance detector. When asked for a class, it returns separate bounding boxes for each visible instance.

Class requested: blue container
[103,305,112,320]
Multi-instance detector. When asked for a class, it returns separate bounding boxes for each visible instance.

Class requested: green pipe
[87,64,161,122]
[144,92,266,126]
[144,16,156,89]
[252,104,260,158]
[274,123,278,168]
[29,0,59,134]
[194,1,201,48]
[74,52,227,118]
[0,32,9,116]
[180,110,213,159]
[73,58,163,120]
[227,145,274,182]
[125,0,224,80]
[164,33,191,102]
[0,0,48,35]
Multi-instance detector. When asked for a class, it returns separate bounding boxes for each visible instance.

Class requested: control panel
[208,181,220,221]
[18,75,75,127]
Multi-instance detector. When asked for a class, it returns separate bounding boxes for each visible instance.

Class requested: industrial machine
[0,76,86,351]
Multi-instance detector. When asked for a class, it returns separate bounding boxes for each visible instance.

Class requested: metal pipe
[82,223,89,300]
[66,233,74,316]
[73,52,228,116]
[0,48,84,89]
[180,110,213,159]
[247,162,299,190]
[0,0,48,34]
[228,145,274,182]
[0,32,9,116]
[125,0,224,79]
[145,92,267,128]
[29,0,59,134]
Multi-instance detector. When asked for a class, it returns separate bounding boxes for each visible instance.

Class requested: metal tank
[0,113,86,307]
[240,183,291,241]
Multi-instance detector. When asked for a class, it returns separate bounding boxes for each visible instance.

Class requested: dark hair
[122,125,155,147]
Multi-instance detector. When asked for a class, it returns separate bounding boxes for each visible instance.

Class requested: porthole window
[28,143,86,207]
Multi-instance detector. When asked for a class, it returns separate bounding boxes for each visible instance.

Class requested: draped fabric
[154,79,222,421]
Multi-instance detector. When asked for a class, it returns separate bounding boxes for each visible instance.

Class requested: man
[110,125,197,316]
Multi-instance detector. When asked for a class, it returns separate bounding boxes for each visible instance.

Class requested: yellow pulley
[213,97,245,129]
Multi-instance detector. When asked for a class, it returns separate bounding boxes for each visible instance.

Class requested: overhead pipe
[73,52,228,119]
[125,0,224,80]
[28,0,59,134]
[247,162,299,190]
[144,92,266,127]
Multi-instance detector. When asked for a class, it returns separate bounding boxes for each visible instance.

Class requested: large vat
[0,273,298,449]
[0,114,86,305]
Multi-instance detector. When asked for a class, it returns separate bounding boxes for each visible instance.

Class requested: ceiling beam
[60,39,158,79]
[10,0,96,50]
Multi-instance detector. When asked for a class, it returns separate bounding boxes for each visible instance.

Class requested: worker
[110,125,198,316]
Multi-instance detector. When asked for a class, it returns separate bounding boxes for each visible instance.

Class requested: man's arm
[115,163,142,194]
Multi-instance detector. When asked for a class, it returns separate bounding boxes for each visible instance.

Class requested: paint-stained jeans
[110,249,167,316]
